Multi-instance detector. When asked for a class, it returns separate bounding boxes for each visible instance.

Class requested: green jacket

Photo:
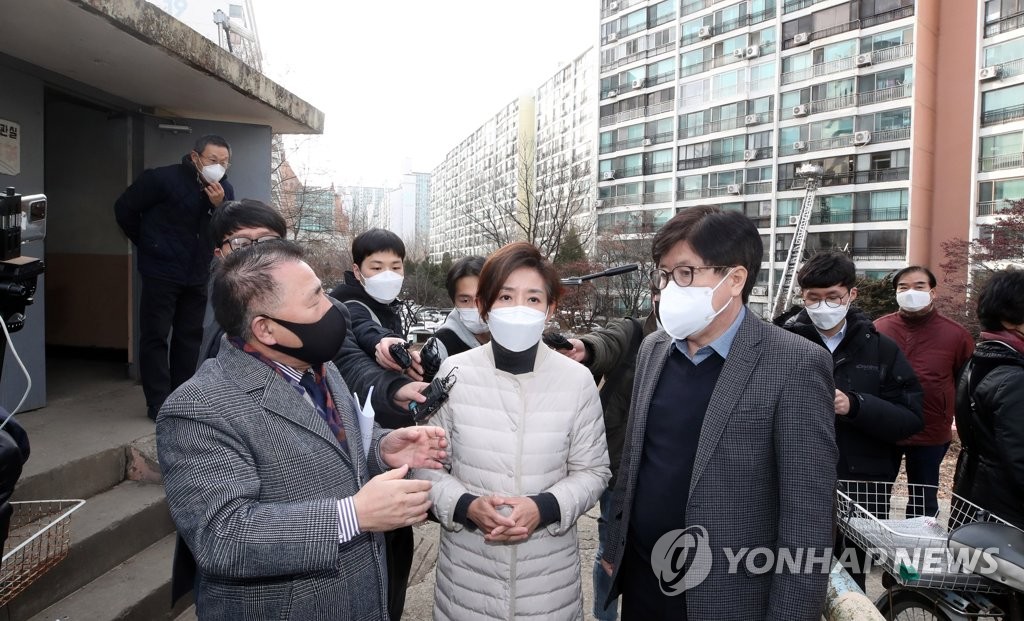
[579,312,658,488]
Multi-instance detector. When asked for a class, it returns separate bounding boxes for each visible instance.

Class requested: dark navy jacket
[114,155,234,286]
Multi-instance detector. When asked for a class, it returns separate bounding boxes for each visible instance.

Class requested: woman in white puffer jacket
[415,242,610,621]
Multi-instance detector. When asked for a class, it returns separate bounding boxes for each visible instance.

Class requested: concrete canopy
[0,0,324,134]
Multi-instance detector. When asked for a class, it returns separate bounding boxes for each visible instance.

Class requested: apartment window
[853,229,907,256]
[783,3,856,41]
[814,77,855,100]
[862,0,910,15]
[749,61,776,92]
[860,26,914,52]
[645,178,674,194]
[645,117,674,140]
[649,58,676,83]
[859,66,912,92]
[980,132,1023,158]
[751,25,776,49]
[806,230,854,254]
[713,69,743,99]
[979,177,1024,206]
[749,95,774,114]
[598,182,643,199]
[985,37,1024,66]
[715,33,749,59]
[863,189,908,221]
[809,117,854,141]
[863,107,912,131]
[816,194,853,223]
[651,26,675,49]
[747,131,773,149]
[645,149,675,173]
[982,84,1024,126]
[681,48,710,75]
[647,87,675,105]
[746,166,773,182]
[780,125,807,145]
[782,52,814,76]
[681,78,710,105]
[229,4,244,18]
[649,0,675,27]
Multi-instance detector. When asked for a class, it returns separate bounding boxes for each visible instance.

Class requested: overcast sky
[251,1,597,188]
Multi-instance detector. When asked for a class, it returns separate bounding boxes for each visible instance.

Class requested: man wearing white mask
[602,206,838,620]
[781,251,923,589]
[114,134,235,421]
[423,255,490,362]
[875,266,973,517]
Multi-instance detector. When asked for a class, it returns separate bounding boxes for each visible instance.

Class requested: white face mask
[658,269,735,341]
[200,163,226,184]
[456,308,489,334]
[486,306,547,352]
[360,270,404,304]
[805,302,850,331]
[896,289,932,312]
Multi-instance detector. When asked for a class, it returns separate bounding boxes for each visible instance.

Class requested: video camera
[0,187,46,339]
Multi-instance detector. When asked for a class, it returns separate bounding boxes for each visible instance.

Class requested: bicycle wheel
[875,589,955,621]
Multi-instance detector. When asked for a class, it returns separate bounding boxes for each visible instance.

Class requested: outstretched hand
[380,426,447,469]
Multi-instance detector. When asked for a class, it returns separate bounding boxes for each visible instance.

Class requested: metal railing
[646,100,676,116]
[778,127,910,156]
[995,57,1024,79]
[600,137,644,154]
[619,165,643,178]
[773,246,906,261]
[783,0,830,13]
[601,106,644,127]
[778,205,909,225]
[678,149,747,170]
[645,162,675,174]
[777,166,910,190]
[979,152,1024,172]
[642,191,674,203]
[680,0,729,17]
[602,0,643,18]
[985,10,1024,37]
[649,71,675,86]
[676,186,737,200]
[599,194,642,208]
[744,181,773,194]
[982,103,1024,127]
[861,5,915,29]
[978,199,1022,215]
[681,7,777,46]
[783,6,914,50]
[680,115,740,138]
[600,40,678,73]
[603,22,647,45]
[649,130,675,145]
[780,43,914,85]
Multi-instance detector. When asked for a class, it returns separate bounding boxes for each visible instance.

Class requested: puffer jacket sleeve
[542,378,610,536]
[842,336,924,443]
[580,318,634,377]
[983,366,1024,495]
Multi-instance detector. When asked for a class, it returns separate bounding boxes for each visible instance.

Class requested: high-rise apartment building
[598,0,1000,318]
[340,185,389,234]
[388,171,432,258]
[430,96,536,262]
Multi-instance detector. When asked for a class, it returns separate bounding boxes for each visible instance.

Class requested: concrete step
[3,481,174,620]
[28,534,191,621]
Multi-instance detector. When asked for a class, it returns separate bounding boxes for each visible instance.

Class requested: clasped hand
[467,496,542,543]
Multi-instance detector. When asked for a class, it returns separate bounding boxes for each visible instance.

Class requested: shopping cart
[0,499,85,606]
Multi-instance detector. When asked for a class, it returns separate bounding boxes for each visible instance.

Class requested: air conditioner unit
[643,138,653,146]
[793,104,809,117]
[608,31,619,42]
[788,215,800,225]
[744,149,758,161]
[793,140,808,151]
[979,66,1002,81]
[793,32,811,45]
[595,199,605,208]
[632,78,645,89]
[853,131,872,145]
[856,53,873,67]
[727,184,742,195]
[607,89,618,98]
[733,48,747,59]
[751,285,768,297]
[698,26,713,39]
[601,170,617,181]
[745,46,760,59]
[609,1,619,10]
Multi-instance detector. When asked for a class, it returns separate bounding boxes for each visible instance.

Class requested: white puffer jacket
[415,343,609,621]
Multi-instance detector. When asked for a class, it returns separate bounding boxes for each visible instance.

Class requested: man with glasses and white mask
[115,134,235,421]
[602,206,838,620]
[875,266,973,519]
[781,251,923,589]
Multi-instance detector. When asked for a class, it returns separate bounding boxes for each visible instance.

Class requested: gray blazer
[157,342,391,621]
[605,312,838,620]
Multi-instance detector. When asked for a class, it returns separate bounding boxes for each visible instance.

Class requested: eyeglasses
[649,265,732,290]
[197,154,231,169]
[802,292,850,309]
[221,235,281,251]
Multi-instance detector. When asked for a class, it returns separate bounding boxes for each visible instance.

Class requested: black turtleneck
[450,339,560,532]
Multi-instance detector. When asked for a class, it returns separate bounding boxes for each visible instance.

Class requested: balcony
[780,43,913,85]
[649,71,675,86]
[776,205,908,225]
[681,7,777,46]
[600,99,676,127]
[783,6,915,50]
[604,22,647,45]
[982,103,1024,127]
[599,194,642,207]
[978,199,1023,215]
[642,191,674,203]
[783,0,830,13]
[645,161,675,175]
[676,186,741,200]
[680,115,741,138]
[601,0,644,18]
[680,0,729,17]
[994,58,1024,80]
[600,137,644,154]
[985,11,1024,38]
[744,181,773,194]
[782,84,912,120]
[779,127,910,156]
[979,152,1024,172]
[777,166,910,190]
[773,246,906,261]
[678,149,747,170]
[601,41,677,73]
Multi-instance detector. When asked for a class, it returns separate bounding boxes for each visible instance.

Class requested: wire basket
[836,480,1012,594]
[0,499,85,607]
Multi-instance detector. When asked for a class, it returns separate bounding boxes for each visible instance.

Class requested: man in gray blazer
[157,241,447,621]
[601,206,838,620]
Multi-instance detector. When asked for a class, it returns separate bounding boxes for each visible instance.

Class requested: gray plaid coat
[604,312,838,620]
[157,342,391,621]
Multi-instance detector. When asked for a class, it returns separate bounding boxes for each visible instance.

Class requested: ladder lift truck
[770,162,825,320]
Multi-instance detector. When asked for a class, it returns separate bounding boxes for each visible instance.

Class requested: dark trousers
[385,526,413,621]
[619,541,687,620]
[139,277,206,415]
[896,443,950,518]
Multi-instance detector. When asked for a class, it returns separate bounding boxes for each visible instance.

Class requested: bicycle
[836,480,1024,620]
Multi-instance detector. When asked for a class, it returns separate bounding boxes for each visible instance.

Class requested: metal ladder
[771,163,824,320]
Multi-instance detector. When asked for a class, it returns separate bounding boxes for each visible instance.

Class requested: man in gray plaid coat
[157,241,447,621]
[601,206,838,620]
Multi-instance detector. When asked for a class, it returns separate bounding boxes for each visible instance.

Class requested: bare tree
[593,225,656,319]
[463,138,594,260]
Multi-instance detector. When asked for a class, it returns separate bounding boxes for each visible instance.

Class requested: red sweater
[874,309,974,445]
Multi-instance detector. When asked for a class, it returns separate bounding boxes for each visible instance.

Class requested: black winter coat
[114,155,234,286]
[954,340,1024,529]
[329,271,405,358]
[786,307,924,479]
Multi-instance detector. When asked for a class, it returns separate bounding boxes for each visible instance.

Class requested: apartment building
[388,171,432,258]
[429,96,536,262]
[598,0,987,318]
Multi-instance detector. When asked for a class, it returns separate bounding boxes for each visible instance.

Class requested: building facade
[387,171,432,258]
[598,0,990,318]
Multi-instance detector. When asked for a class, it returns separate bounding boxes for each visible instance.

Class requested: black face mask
[262,299,349,365]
